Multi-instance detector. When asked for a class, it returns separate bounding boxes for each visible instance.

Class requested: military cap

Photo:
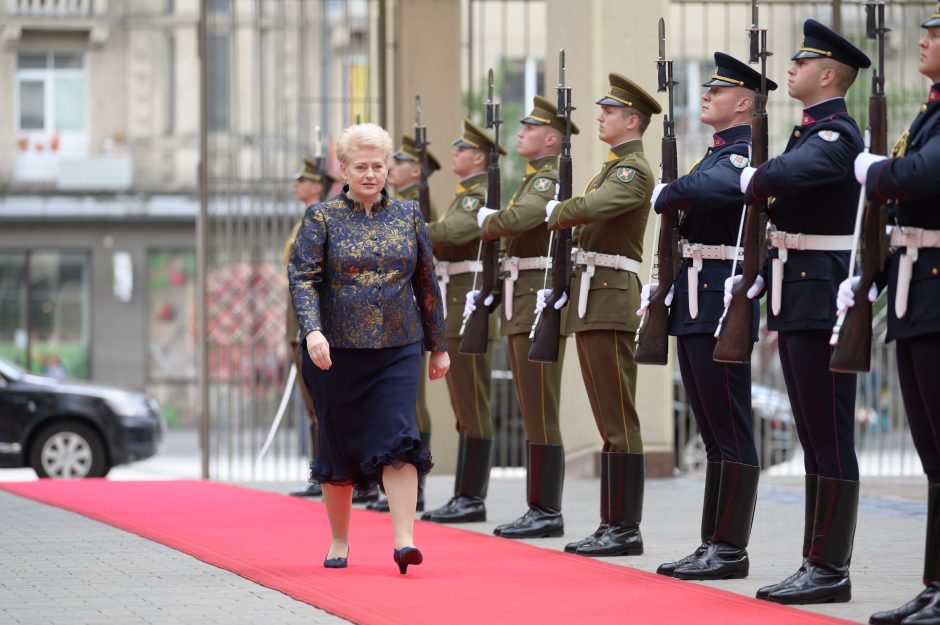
[521,95,580,135]
[452,118,507,155]
[294,158,338,184]
[791,19,872,69]
[924,2,940,27]
[393,135,442,173]
[703,51,779,92]
[596,72,662,116]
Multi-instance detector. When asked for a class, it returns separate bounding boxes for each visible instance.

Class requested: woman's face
[341,146,388,200]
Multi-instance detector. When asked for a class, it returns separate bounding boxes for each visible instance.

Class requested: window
[0,251,91,379]
[15,52,88,154]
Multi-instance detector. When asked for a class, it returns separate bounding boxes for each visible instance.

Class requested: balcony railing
[4,0,107,17]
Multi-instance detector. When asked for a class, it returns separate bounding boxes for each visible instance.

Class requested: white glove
[463,290,495,318]
[534,288,568,314]
[739,166,757,194]
[476,207,498,228]
[723,274,765,308]
[650,183,667,209]
[635,282,674,316]
[836,276,879,316]
[854,152,888,185]
[545,199,560,223]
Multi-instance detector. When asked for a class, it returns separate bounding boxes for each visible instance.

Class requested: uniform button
[794,130,801,138]
[703,283,708,289]
[933,267,939,276]
[528,288,534,293]
[923,104,929,112]
[800,271,806,278]
[602,282,608,287]
[451,297,458,303]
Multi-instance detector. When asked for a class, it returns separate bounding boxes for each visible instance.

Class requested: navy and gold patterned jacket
[288,187,446,352]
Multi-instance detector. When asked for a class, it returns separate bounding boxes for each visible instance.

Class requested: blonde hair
[336,122,394,164]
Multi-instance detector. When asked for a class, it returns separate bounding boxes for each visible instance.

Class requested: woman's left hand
[428,351,450,381]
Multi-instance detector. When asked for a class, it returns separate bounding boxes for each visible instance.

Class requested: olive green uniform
[548,139,653,454]
[481,155,565,445]
[426,173,494,440]
[284,220,318,428]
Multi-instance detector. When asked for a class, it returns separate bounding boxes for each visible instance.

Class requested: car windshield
[0,356,26,381]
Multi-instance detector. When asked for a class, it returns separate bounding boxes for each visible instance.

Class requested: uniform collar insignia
[801,97,848,127]
[525,162,537,176]
[714,124,751,147]
[929,86,940,103]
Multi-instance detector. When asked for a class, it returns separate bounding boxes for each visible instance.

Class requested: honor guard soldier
[286,158,338,498]
[848,6,940,623]
[735,19,870,604]
[422,120,505,523]
[545,73,660,556]
[472,96,579,539]
[642,52,776,580]
[367,135,442,513]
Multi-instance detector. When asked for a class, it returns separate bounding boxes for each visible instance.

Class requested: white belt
[435,260,483,319]
[767,230,853,316]
[680,241,744,320]
[572,248,642,319]
[887,226,940,319]
[499,256,551,321]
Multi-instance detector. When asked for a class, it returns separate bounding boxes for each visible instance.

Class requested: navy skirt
[301,341,433,491]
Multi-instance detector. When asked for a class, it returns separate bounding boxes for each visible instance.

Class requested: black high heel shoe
[393,546,423,575]
[323,547,349,569]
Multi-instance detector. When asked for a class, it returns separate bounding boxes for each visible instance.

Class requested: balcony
[2,0,110,45]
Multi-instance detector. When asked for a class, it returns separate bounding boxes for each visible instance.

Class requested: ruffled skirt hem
[310,435,433,492]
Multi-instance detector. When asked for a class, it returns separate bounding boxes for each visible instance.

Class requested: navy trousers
[677,334,758,466]
[778,330,858,481]
[896,333,940,484]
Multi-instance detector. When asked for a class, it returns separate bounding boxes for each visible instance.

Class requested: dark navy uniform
[744,19,870,606]
[864,51,940,622]
[652,52,771,582]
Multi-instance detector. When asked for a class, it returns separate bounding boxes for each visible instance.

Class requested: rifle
[713,0,772,363]
[528,49,575,364]
[414,94,433,222]
[635,18,680,366]
[829,0,890,372]
[459,68,502,355]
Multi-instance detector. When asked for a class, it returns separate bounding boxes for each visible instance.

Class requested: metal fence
[668,0,932,478]
[197,0,382,481]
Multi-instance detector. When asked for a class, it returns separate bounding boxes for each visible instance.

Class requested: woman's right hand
[428,350,450,381]
[305,331,332,370]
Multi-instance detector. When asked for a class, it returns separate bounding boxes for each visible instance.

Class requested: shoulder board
[817,130,841,142]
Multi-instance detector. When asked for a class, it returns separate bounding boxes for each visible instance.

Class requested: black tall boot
[674,461,760,580]
[565,452,609,553]
[422,436,491,523]
[874,484,940,625]
[422,434,467,520]
[657,461,721,576]
[290,423,322,497]
[577,452,644,557]
[367,431,431,513]
[766,476,858,605]
[757,474,818,599]
[495,443,565,539]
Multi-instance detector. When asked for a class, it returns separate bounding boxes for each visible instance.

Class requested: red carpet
[1,480,854,625]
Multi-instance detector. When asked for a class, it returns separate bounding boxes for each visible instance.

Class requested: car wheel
[29,421,110,479]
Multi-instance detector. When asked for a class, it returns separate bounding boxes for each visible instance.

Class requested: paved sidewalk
[0,435,931,625]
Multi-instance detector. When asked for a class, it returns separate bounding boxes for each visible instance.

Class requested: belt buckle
[584,251,597,277]
[690,243,703,270]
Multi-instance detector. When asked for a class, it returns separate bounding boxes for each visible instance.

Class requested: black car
[0,356,164,478]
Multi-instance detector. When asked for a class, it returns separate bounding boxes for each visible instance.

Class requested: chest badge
[817,130,841,142]
[462,196,480,211]
[533,177,553,192]
[729,154,750,169]
[615,167,636,184]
